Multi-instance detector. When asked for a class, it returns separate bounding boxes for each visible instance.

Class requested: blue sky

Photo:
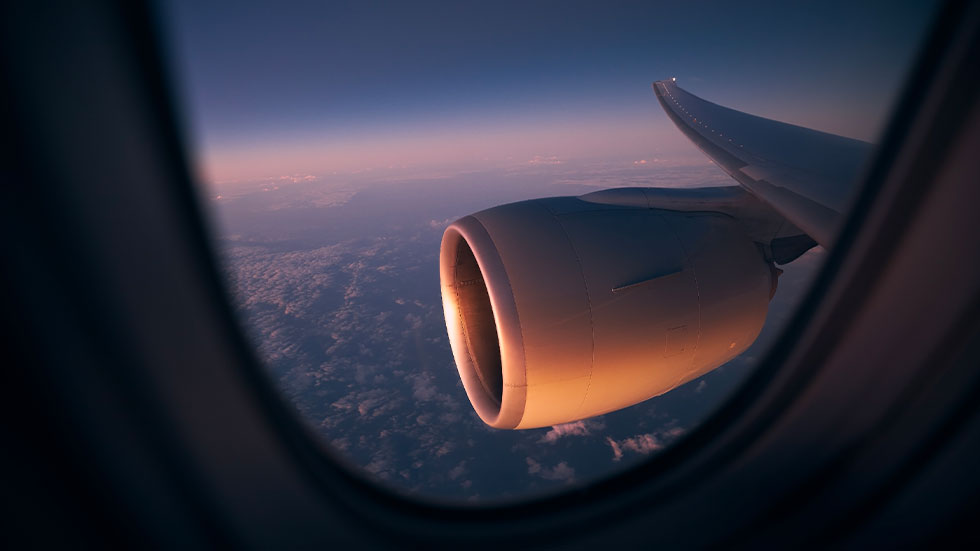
[161,0,936,184]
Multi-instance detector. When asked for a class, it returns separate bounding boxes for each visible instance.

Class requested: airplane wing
[653,79,873,247]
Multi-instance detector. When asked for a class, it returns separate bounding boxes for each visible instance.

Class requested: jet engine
[439,191,777,429]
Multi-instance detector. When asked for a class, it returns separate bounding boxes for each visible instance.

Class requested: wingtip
[652,78,678,95]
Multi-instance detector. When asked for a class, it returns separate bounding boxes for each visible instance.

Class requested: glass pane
[158,0,937,501]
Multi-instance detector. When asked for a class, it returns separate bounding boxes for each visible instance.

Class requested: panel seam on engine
[661,213,702,374]
[546,208,596,415]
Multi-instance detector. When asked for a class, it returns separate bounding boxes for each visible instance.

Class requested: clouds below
[527,458,576,483]
[606,428,686,462]
[539,420,605,444]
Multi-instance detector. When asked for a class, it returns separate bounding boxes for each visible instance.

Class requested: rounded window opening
[162,0,939,504]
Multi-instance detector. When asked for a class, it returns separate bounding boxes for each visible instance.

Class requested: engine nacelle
[440,194,775,429]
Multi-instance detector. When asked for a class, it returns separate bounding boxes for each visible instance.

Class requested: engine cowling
[440,194,774,429]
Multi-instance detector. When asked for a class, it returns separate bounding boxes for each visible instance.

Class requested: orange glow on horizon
[198,115,695,186]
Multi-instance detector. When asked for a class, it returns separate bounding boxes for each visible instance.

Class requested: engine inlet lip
[439,216,527,429]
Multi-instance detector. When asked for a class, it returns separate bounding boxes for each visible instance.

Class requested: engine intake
[440,194,773,429]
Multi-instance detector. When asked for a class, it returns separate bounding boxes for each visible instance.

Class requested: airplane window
[158,0,938,502]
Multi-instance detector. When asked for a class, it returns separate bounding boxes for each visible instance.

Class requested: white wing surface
[653,79,872,246]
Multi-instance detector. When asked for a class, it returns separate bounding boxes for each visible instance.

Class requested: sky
[160,0,937,186]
